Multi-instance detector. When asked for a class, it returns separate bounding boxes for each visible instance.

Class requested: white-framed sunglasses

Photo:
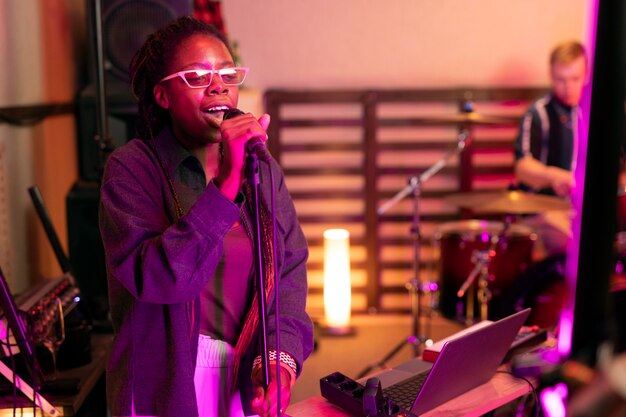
[159,67,249,88]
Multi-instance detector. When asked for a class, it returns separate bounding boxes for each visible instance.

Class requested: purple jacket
[99,127,313,416]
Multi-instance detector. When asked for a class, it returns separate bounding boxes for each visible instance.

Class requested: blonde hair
[550,40,586,66]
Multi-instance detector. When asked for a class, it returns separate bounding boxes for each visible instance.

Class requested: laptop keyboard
[382,370,430,410]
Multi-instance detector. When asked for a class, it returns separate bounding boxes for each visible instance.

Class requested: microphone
[223,108,272,162]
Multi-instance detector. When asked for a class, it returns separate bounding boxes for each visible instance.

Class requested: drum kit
[438,190,569,324]
[376,111,571,352]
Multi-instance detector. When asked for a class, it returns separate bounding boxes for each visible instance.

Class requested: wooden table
[287,368,533,417]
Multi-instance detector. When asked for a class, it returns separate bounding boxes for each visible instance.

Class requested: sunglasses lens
[183,71,212,87]
[219,68,247,85]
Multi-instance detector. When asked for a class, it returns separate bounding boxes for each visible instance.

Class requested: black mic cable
[223,107,283,411]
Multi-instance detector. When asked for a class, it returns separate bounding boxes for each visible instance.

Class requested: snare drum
[433,220,536,321]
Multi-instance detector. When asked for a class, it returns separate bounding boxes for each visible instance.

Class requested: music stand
[357,130,469,377]
[0,266,58,415]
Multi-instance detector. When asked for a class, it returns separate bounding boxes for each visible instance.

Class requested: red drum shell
[434,220,536,320]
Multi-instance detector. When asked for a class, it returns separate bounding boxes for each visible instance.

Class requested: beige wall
[33,0,79,282]
[223,0,585,89]
[0,0,78,292]
[0,0,43,291]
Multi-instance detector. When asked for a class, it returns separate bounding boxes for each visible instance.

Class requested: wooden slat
[280,118,362,128]
[364,92,380,309]
[281,143,363,152]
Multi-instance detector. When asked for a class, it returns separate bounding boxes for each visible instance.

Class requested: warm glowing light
[540,382,568,417]
[323,229,352,333]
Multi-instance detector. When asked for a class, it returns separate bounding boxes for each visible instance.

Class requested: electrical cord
[496,370,539,417]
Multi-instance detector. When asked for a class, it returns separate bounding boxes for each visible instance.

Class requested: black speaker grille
[103,0,189,81]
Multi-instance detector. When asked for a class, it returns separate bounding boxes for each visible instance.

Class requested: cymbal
[416,112,519,125]
[445,190,570,214]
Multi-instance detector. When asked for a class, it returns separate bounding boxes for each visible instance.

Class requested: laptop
[375,308,531,415]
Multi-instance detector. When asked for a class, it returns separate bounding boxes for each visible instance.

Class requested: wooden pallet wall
[264,88,546,316]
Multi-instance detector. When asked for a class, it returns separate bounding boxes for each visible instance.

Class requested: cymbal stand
[456,215,514,322]
[358,130,469,376]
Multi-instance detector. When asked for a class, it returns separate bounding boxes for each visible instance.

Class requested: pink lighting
[558,0,599,359]
[540,382,568,417]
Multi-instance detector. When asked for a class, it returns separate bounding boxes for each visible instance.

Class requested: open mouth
[203,105,230,120]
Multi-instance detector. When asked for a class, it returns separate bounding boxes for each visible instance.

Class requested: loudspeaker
[66,181,109,325]
[87,0,193,84]
[78,0,192,181]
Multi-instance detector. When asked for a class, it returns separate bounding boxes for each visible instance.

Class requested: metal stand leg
[356,280,433,379]
[0,361,58,415]
[362,131,469,378]
[457,217,513,322]
[478,272,493,322]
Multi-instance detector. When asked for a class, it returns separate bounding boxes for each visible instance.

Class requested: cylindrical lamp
[323,228,352,334]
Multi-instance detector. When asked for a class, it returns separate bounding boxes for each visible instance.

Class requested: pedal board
[320,371,415,417]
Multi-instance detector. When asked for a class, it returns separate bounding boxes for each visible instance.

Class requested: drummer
[492,41,588,325]
[514,40,587,258]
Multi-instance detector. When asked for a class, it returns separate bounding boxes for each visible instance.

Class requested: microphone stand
[91,0,114,176]
[246,153,270,388]
[358,131,469,376]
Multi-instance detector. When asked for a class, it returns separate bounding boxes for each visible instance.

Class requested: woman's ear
[153,84,169,109]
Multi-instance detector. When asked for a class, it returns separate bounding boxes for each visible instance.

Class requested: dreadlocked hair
[128,16,233,141]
